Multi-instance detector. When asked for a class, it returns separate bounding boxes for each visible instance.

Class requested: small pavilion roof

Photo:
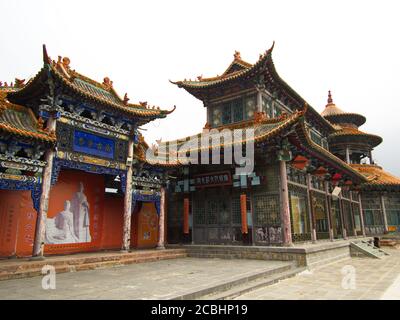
[321,91,366,127]
[0,89,56,144]
[330,126,383,148]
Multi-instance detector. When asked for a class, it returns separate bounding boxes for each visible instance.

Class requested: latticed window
[222,103,231,125]
[206,198,219,224]
[331,199,342,236]
[211,105,222,127]
[193,198,206,225]
[231,196,242,225]
[312,193,328,233]
[352,203,362,231]
[342,200,354,231]
[232,99,243,122]
[385,195,400,226]
[289,186,310,241]
[219,197,231,225]
[362,195,383,226]
[253,194,280,226]
[244,96,256,120]
[168,197,183,226]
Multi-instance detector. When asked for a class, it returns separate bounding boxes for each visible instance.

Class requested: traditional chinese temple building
[163,43,399,246]
[320,92,400,234]
[0,46,174,258]
[1,44,399,259]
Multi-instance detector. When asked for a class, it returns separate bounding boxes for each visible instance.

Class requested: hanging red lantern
[292,155,309,170]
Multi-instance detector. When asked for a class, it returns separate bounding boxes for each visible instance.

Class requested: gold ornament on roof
[123,93,130,105]
[14,78,26,88]
[139,101,148,108]
[62,57,71,70]
[103,77,113,88]
[234,51,241,60]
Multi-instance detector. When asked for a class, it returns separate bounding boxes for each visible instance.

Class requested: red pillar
[183,198,189,235]
[122,138,134,251]
[279,160,293,246]
[240,194,248,234]
[157,187,166,249]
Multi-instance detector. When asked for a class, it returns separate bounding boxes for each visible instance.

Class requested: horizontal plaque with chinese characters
[193,171,232,187]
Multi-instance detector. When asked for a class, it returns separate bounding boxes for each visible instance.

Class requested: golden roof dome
[321,91,346,117]
[320,91,366,127]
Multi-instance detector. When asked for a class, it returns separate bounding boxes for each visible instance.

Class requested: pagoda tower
[321,91,382,165]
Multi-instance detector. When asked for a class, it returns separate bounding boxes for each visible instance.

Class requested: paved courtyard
[0,257,288,300]
[0,248,399,300]
[235,248,400,300]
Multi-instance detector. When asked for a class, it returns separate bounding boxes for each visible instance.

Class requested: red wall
[44,169,130,254]
[0,190,37,257]
[0,169,159,257]
[100,194,123,250]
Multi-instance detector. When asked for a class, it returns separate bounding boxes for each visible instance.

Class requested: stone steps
[170,262,297,300]
[350,241,389,259]
[0,249,187,281]
[200,267,306,300]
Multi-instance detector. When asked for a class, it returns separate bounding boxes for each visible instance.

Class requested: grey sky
[1,0,399,176]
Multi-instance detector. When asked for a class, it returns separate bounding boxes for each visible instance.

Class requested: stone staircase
[198,266,306,300]
[350,240,389,259]
[0,249,187,281]
[170,261,304,300]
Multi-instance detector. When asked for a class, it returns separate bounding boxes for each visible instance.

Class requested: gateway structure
[0,46,174,258]
[163,44,400,246]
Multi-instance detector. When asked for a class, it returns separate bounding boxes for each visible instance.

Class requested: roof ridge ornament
[233,50,241,60]
[123,93,130,105]
[327,90,333,104]
[102,77,113,89]
[42,44,51,64]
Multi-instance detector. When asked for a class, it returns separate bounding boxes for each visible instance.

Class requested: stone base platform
[167,237,374,268]
[0,248,187,281]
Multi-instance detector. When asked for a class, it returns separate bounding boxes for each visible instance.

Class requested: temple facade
[1,44,399,258]
[163,44,400,246]
[0,46,174,258]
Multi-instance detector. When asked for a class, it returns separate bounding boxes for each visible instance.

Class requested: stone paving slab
[0,258,290,300]
[234,248,400,300]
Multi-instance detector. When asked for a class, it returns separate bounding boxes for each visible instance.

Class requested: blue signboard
[73,130,115,159]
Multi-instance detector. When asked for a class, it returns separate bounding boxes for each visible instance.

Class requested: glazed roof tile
[171,47,272,89]
[0,90,56,143]
[351,164,400,186]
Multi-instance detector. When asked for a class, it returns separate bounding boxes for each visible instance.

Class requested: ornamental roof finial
[123,93,130,105]
[327,90,333,104]
[42,44,51,64]
[233,50,241,60]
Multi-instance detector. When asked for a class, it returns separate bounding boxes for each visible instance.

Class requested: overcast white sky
[1,0,399,176]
